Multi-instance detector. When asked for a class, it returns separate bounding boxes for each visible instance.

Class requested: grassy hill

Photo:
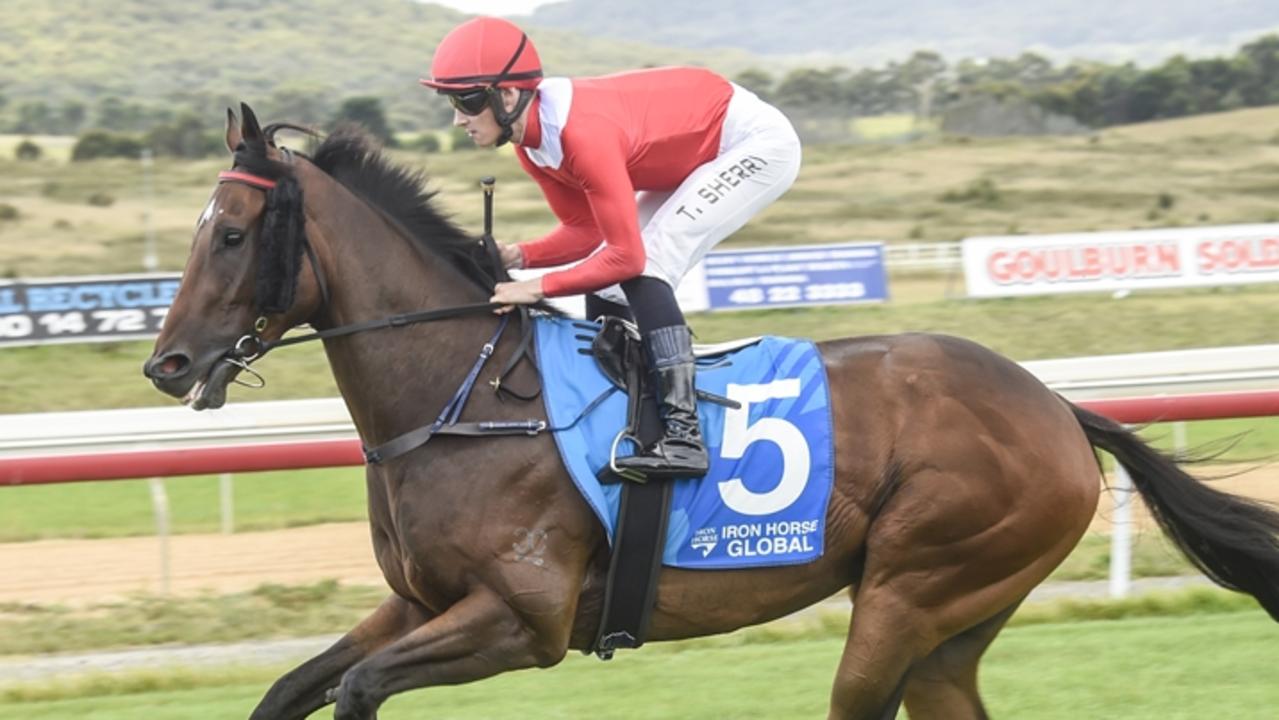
[526,0,1279,65]
[0,0,756,128]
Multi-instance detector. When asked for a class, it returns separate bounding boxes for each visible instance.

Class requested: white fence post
[1172,421,1188,459]
[147,477,171,594]
[219,473,234,534]
[1109,462,1133,598]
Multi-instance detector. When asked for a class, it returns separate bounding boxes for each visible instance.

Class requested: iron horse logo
[690,527,719,557]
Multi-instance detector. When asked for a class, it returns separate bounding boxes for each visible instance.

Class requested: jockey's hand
[490,278,545,314]
[498,243,524,270]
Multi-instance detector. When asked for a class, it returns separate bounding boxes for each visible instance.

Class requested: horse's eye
[223,229,245,247]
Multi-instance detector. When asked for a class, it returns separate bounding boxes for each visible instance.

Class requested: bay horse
[144,105,1279,720]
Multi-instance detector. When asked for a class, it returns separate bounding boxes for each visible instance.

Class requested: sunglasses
[447,88,492,116]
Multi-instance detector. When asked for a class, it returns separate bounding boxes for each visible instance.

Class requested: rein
[214,163,563,464]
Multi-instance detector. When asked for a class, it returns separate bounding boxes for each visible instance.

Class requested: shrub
[449,126,477,151]
[72,130,143,161]
[1156,191,1177,210]
[14,139,41,160]
[145,115,221,158]
[0,204,18,221]
[403,133,442,153]
[939,177,1001,205]
[86,192,115,207]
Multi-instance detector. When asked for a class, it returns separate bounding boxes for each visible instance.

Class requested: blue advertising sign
[0,273,181,347]
[702,242,888,311]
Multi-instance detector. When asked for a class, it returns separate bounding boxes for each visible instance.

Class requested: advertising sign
[963,224,1279,297]
[0,273,180,347]
[702,242,887,311]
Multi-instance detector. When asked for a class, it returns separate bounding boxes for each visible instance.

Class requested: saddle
[589,316,744,484]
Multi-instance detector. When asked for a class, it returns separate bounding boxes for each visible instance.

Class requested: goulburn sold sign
[962,224,1279,297]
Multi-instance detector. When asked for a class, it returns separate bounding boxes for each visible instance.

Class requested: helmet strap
[490,88,536,148]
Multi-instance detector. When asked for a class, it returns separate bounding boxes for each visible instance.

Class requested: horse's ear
[240,102,264,143]
[225,107,241,153]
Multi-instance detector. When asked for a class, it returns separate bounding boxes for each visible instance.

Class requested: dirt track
[1,467,1275,606]
[0,523,385,605]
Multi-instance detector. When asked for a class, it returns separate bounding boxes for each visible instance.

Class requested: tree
[775,68,847,109]
[898,51,949,119]
[331,97,395,146]
[58,101,88,135]
[1235,34,1279,106]
[11,101,53,134]
[96,97,145,132]
[843,68,897,115]
[146,113,219,158]
[1182,57,1236,113]
[266,85,331,128]
[733,69,774,101]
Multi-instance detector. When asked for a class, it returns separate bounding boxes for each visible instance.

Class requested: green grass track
[1,610,1275,719]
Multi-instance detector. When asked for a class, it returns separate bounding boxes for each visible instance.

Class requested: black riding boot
[614,325,710,479]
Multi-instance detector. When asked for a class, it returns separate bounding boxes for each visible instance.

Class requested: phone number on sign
[726,283,867,305]
[0,308,169,339]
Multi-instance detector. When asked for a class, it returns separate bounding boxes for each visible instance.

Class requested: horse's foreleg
[248,593,432,720]
[828,584,934,720]
[333,586,567,720]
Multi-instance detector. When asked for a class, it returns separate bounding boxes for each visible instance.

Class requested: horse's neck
[303,175,495,445]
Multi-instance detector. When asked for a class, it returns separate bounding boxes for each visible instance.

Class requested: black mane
[309,127,497,292]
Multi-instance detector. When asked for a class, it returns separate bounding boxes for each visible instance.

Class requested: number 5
[718,380,811,516]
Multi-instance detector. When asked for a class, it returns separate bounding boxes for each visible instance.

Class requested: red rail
[3,390,1278,486]
[1080,390,1279,424]
[0,438,365,487]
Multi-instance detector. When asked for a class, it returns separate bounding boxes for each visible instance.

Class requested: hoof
[333,672,380,720]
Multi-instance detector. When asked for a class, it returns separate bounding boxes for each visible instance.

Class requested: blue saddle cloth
[534,316,834,570]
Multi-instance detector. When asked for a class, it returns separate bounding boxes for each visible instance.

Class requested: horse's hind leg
[901,599,1024,720]
[248,593,432,720]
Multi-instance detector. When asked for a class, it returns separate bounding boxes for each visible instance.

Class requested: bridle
[214,158,507,364]
[209,158,570,465]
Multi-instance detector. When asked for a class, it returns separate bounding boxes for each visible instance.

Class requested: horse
[143,104,1279,720]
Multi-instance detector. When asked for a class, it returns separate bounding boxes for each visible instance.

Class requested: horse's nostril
[160,355,188,375]
[147,352,191,380]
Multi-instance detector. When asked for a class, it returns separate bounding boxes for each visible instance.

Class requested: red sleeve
[535,140,646,297]
[517,157,604,269]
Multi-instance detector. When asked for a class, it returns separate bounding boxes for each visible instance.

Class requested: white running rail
[1,344,1275,457]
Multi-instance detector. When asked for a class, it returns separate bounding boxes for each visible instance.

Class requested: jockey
[421,17,802,479]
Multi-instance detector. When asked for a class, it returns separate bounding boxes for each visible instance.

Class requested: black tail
[1070,402,1279,621]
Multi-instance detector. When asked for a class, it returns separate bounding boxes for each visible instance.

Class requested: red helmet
[420,17,543,92]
